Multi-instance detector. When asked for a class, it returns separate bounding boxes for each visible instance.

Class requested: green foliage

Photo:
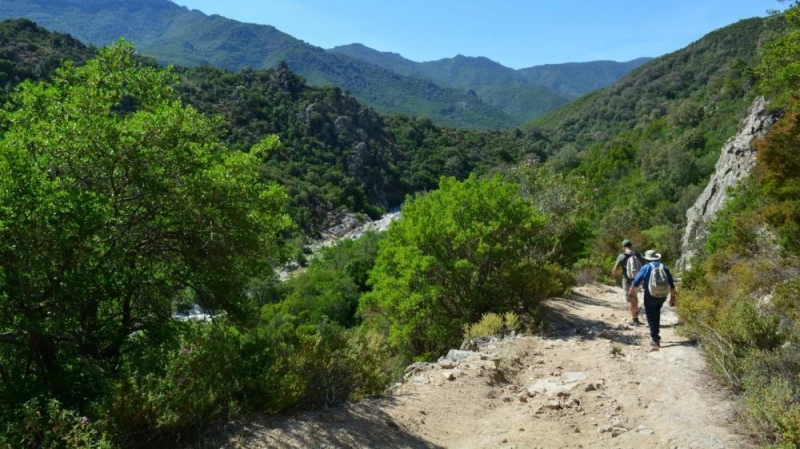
[753,109,800,254]
[101,317,391,446]
[361,175,569,361]
[0,41,293,445]
[704,179,768,258]
[678,81,800,448]
[507,162,595,266]
[1,398,112,449]
[282,324,393,408]
[0,7,792,448]
[522,17,776,253]
[174,63,408,231]
[0,19,96,103]
[756,7,800,110]
[463,312,520,340]
[105,322,250,441]
[171,62,555,232]
[681,32,800,449]
[736,342,800,448]
[641,224,682,263]
[264,232,383,328]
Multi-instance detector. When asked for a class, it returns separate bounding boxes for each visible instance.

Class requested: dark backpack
[648,262,670,298]
[625,252,642,279]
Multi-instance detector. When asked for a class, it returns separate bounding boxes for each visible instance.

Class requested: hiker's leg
[623,277,638,318]
[644,296,666,343]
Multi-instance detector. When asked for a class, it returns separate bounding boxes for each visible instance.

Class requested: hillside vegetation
[676,6,800,447]
[0,0,640,129]
[330,45,651,123]
[527,17,779,261]
[0,7,798,449]
[171,62,544,233]
[0,19,545,235]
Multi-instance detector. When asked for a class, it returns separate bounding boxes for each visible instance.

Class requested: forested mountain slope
[524,17,780,258]
[0,0,518,129]
[330,45,571,123]
[0,19,546,234]
[331,43,650,98]
[0,17,94,98]
[329,45,650,123]
[529,18,773,150]
[0,0,647,128]
[0,15,775,246]
[519,57,652,98]
[169,60,552,232]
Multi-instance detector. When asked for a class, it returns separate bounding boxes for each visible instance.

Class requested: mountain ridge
[0,0,644,128]
[329,43,651,123]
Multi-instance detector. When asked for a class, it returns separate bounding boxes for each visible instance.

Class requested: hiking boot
[650,340,660,348]
[628,318,641,326]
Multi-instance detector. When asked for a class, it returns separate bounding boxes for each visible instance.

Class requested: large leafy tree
[0,41,292,406]
[361,174,566,360]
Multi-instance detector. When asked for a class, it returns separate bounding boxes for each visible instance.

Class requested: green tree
[507,163,594,266]
[0,41,292,410]
[757,4,800,110]
[360,174,565,360]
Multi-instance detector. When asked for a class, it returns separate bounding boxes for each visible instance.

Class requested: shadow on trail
[541,292,640,347]
[218,397,441,449]
[660,339,697,349]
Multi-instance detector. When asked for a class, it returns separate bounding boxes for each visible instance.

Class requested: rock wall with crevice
[678,96,779,270]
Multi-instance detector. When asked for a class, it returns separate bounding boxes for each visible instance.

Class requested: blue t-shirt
[631,261,675,297]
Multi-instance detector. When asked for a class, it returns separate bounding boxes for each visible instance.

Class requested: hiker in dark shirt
[611,239,642,326]
[629,250,677,349]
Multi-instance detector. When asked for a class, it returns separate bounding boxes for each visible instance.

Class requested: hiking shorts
[622,277,637,303]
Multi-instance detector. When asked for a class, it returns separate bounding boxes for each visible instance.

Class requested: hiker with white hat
[628,250,676,349]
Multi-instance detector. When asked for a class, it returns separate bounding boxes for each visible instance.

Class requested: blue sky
[171,0,784,69]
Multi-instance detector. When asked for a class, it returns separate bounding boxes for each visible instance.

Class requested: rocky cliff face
[678,96,779,270]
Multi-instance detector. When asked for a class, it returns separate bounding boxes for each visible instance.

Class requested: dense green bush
[0,41,293,444]
[103,322,251,443]
[361,174,572,361]
[1,398,112,449]
[264,232,383,328]
[463,312,521,340]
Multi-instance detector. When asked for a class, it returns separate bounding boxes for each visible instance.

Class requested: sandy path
[218,284,751,449]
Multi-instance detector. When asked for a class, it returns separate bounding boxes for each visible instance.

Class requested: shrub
[287,324,393,408]
[361,174,568,361]
[740,346,800,447]
[571,255,608,285]
[0,398,112,449]
[0,41,292,427]
[104,322,251,446]
[463,312,521,340]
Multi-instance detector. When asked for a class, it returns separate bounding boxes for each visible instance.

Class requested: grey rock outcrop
[311,210,401,252]
[678,97,779,270]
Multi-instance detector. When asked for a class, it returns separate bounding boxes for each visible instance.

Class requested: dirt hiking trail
[216,283,751,449]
